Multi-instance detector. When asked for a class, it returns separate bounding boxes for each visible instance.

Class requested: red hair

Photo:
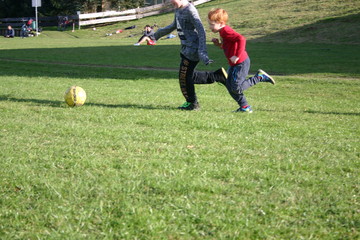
[208,8,228,24]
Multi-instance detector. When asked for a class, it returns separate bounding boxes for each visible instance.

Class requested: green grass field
[1,0,359,239]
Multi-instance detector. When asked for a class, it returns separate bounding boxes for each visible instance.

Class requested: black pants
[179,54,219,103]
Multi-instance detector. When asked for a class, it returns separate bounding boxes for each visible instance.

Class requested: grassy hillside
[48,0,360,44]
[1,0,360,77]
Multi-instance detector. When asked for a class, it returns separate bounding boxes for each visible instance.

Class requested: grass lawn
[0,0,359,239]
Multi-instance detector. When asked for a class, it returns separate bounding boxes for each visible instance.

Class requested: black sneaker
[178,101,200,111]
[214,67,228,86]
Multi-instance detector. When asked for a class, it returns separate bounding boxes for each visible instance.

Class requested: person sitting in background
[58,16,69,31]
[134,25,156,46]
[4,25,15,38]
[20,19,37,38]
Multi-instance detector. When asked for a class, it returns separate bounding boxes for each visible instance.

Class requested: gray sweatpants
[226,57,261,107]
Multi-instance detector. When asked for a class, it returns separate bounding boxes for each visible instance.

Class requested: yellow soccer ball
[64,86,86,107]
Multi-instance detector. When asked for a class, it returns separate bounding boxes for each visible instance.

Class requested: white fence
[78,0,212,28]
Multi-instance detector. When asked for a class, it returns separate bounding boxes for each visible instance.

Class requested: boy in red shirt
[208,8,275,113]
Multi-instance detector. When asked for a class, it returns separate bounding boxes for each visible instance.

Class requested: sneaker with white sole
[234,105,253,113]
[256,69,275,84]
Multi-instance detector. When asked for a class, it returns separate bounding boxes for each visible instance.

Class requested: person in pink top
[208,8,275,113]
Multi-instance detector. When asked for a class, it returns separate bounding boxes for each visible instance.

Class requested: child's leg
[226,61,250,107]
[179,54,198,103]
[137,36,150,44]
[227,86,248,108]
[192,71,214,84]
[240,58,262,91]
[137,35,145,43]
[193,68,227,85]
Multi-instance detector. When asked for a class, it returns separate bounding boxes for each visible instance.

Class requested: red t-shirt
[219,25,249,66]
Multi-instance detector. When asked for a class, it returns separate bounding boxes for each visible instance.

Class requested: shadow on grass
[251,13,360,45]
[86,102,174,110]
[0,95,63,107]
[0,45,181,81]
[1,38,360,80]
[2,96,358,115]
[0,95,174,110]
[304,110,360,116]
[256,107,360,116]
[0,57,177,81]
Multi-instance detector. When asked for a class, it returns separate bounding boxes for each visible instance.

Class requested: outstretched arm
[154,18,176,40]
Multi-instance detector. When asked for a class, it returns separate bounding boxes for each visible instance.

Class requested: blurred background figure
[4,25,15,38]
[134,25,156,46]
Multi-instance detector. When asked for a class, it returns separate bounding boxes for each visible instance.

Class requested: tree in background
[0,0,33,18]
[112,0,145,10]
[42,0,82,16]
[0,0,146,18]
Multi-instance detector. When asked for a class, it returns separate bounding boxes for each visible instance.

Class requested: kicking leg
[193,68,228,85]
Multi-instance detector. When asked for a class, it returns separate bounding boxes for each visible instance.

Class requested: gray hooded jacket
[154,3,210,64]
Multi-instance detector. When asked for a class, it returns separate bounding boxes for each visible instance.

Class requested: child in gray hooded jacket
[154,0,227,110]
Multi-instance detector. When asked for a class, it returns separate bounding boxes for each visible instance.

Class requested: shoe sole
[258,69,275,84]
[233,110,253,113]
[221,67,228,79]
[233,108,253,113]
[178,107,200,111]
[178,103,200,111]
[239,110,252,113]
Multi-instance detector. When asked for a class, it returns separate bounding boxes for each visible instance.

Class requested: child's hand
[230,56,239,64]
[211,38,221,47]
[205,59,214,65]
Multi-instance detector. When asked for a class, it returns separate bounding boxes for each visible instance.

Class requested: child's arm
[154,18,176,40]
[188,8,211,65]
[230,33,246,64]
[230,56,239,64]
[223,28,247,64]
[211,38,222,48]
[235,34,246,62]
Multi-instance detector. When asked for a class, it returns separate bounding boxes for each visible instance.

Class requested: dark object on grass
[124,25,136,30]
